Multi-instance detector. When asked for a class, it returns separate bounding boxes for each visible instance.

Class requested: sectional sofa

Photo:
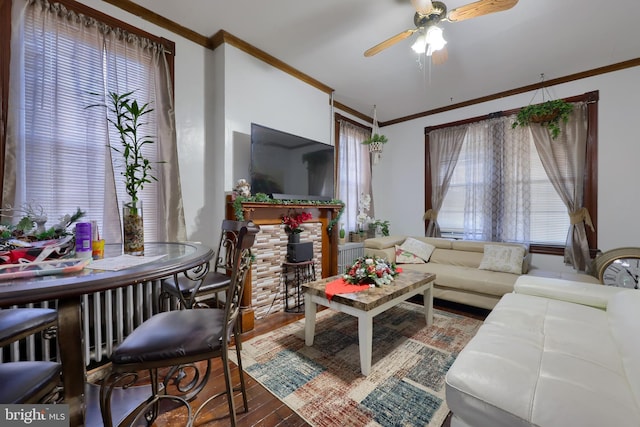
[445,276,640,427]
[364,235,599,309]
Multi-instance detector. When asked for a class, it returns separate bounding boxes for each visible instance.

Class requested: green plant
[371,219,390,236]
[339,224,346,239]
[361,133,388,145]
[511,99,573,139]
[0,203,85,244]
[232,194,344,233]
[88,90,159,210]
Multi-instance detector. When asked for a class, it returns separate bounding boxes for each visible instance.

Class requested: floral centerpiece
[343,256,399,287]
[282,211,312,234]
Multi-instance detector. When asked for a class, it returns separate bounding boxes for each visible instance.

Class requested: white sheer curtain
[5,0,186,242]
[425,125,466,237]
[531,102,591,271]
[434,116,535,243]
[337,118,372,233]
[461,117,532,241]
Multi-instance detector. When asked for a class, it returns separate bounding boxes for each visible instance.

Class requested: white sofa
[445,276,640,427]
[364,236,599,309]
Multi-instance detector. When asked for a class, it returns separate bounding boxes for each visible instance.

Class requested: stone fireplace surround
[226,197,342,331]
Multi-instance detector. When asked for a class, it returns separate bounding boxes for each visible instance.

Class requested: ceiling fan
[364,0,518,63]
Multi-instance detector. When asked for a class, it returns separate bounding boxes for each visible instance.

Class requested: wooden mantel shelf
[225,196,343,332]
[238,200,343,213]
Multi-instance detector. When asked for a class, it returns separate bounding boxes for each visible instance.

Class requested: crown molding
[209,30,333,95]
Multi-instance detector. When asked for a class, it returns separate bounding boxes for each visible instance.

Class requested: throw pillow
[399,238,435,262]
[395,245,425,264]
[478,244,525,274]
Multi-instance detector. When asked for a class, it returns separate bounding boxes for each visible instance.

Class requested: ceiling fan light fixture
[425,26,446,55]
[411,32,428,54]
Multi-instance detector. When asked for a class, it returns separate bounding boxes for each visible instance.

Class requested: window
[335,114,372,233]
[438,118,569,244]
[3,0,181,244]
[425,92,598,255]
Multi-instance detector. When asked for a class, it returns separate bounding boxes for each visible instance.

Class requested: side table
[281,261,316,313]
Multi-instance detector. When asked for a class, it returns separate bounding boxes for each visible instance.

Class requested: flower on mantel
[343,256,399,287]
[282,211,312,234]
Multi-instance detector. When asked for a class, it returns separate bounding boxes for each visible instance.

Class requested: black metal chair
[0,308,61,403]
[161,220,254,309]
[100,222,259,426]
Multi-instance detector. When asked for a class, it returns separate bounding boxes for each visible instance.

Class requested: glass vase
[123,200,144,256]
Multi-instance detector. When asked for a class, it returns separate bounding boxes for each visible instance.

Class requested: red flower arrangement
[282,211,312,234]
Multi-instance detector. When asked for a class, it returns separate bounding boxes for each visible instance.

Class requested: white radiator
[337,242,364,274]
[1,280,179,367]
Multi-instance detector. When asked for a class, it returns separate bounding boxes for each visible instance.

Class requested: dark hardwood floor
[144,298,489,426]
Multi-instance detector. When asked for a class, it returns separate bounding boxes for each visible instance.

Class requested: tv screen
[250,123,335,201]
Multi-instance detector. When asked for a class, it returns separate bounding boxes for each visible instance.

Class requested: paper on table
[85,254,167,271]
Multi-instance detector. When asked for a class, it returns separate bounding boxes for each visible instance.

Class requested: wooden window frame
[424,91,599,256]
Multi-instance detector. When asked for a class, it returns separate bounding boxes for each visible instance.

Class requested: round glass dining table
[0,242,214,426]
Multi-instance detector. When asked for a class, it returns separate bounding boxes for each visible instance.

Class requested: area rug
[236,302,483,427]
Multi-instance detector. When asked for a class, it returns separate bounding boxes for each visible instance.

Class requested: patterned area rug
[237,302,483,427]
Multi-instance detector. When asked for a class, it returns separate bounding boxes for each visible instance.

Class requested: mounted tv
[250,123,335,201]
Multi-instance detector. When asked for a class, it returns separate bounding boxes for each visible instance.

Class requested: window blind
[20,7,160,241]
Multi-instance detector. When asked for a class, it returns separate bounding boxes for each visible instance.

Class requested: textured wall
[251,223,323,319]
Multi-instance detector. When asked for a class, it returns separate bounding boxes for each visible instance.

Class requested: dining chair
[0,308,62,403]
[161,220,254,309]
[99,222,259,426]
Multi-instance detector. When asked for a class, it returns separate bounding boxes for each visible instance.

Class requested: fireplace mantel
[226,196,343,331]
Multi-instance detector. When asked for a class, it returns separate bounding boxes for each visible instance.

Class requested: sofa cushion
[412,237,454,249]
[394,245,425,264]
[515,275,623,309]
[398,237,435,262]
[400,263,517,297]
[430,248,484,268]
[478,244,526,274]
[446,292,640,427]
[364,247,396,263]
[364,236,407,250]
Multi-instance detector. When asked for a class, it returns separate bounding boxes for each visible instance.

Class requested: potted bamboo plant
[90,90,159,255]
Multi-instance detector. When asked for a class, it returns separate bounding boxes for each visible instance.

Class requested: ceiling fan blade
[411,0,434,15]
[364,29,417,57]
[431,46,448,65]
[447,0,518,22]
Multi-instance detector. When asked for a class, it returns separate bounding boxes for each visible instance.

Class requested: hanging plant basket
[368,141,384,153]
[529,110,559,123]
[512,99,573,139]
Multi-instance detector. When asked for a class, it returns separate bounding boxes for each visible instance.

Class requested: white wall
[223,44,332,191]
[373,66,640,271]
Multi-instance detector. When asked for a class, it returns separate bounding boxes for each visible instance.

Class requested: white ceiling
[130,0,640,122]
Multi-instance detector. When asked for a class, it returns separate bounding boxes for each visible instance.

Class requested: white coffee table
[302,270,435,376]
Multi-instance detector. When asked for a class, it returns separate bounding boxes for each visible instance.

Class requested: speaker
[287,242,313,263]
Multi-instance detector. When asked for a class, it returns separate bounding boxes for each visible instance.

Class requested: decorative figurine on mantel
[233,178,251,198]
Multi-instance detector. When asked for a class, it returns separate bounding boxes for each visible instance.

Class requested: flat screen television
[250,123,335,201]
